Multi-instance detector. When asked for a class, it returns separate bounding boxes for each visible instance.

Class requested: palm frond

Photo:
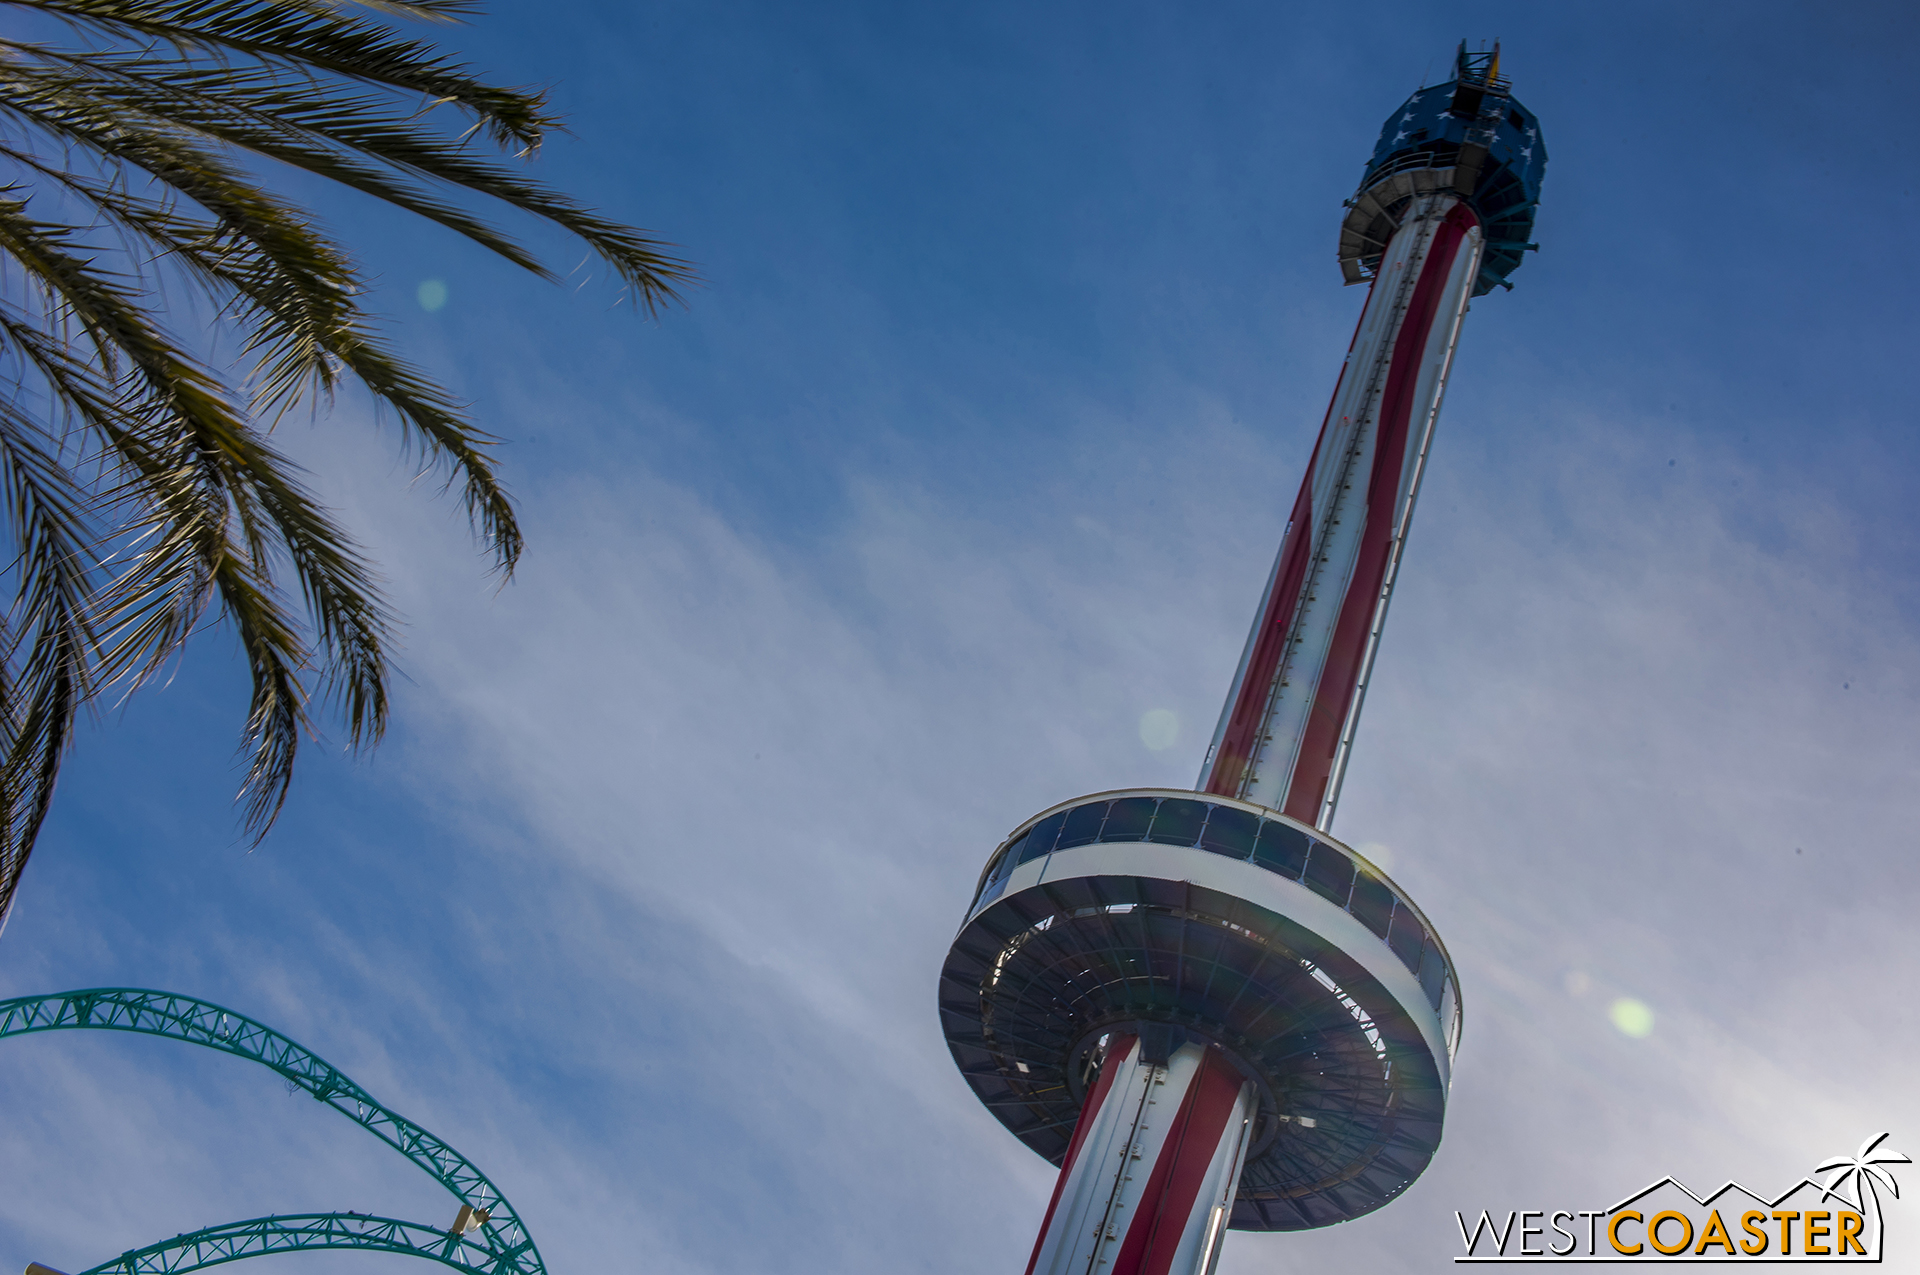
[0,394,107,880]
[14,0,552,148]
[0,196,376,830]
[1859,1133,1907,1164]
[0,0,690,920]
[0,29,697,306]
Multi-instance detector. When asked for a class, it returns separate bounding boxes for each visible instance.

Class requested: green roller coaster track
[73,1214,506,1275]
[0,989,545,1275]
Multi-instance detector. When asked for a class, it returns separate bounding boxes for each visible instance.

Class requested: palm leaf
[0,0,697,922]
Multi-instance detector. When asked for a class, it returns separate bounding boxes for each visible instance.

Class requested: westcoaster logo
[1455,1133,1908,1263]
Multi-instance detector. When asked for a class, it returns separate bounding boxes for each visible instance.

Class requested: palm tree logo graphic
[1815,1132,1910,1256]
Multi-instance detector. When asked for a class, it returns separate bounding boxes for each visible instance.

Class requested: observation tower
[939,45,1545,1275]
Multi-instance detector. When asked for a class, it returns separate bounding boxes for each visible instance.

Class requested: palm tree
[0,0,697,926]
[1816,1131,1908,1250]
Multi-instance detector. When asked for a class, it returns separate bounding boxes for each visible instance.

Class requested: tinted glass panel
[1349,870,1395,939]
[1419,946,1448,1010]
[1056,801,1110,849]
[1100,797,1157,842]
[1148,798,1207,847]
[1302,843,1355,906]
[974,870,1010,912]
[1251,820,1310,877]
[1386,907,1425,974]
[991,837,1024,883]
[1199,806,1259,858]
[1016,811,1067,865]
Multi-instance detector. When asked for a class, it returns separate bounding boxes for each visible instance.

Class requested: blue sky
[4,1,1919,1272]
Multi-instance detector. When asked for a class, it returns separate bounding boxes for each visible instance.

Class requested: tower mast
[941,44,1545,1275]
[1201,41,1541,830]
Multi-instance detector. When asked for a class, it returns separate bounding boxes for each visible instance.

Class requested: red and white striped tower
[1009,195,1481,1275]
[1198,192,1481,826]
[943,46,1544,1275]
[1024,1035,1254,1275]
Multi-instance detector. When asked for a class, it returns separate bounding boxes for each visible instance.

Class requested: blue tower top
[1339,43,1546,296]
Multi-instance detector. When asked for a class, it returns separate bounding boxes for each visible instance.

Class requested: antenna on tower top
[1454,40,1508,91]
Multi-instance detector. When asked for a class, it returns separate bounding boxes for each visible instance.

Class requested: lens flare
[1138,709,1179,750]
[1610,997,1655,1038]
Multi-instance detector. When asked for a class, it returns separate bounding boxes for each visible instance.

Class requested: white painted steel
[1199,192,1483,823]
[1317,213,1483,827]
[1169,1077,1257,1275]
[1026,1036,1156,1275]
[1027,1038,1255,1275]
